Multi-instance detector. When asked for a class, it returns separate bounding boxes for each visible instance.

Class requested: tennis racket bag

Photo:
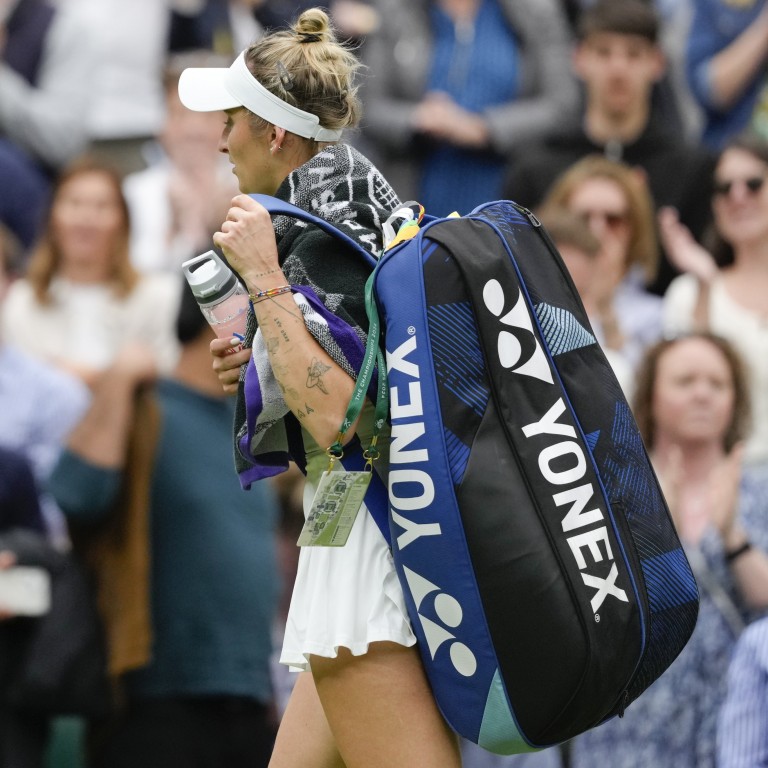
[251,195,699,755]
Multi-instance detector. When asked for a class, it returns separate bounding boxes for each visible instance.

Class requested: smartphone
[0,566,51,616]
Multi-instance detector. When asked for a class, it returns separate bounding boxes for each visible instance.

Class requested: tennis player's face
[220,108,282,195]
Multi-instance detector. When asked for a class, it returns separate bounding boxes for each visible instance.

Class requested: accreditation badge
[297,469,372,547]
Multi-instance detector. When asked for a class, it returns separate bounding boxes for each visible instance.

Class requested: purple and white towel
[232,143,400,488]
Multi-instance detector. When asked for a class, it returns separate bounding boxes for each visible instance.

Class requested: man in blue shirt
[49,282,281,767]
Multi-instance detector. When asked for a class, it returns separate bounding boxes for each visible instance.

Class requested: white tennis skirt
[279,474,417,671]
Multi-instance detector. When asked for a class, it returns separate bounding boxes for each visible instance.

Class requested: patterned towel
[234,143,401,488]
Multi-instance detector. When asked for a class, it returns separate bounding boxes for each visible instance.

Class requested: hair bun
[294,7,332,43]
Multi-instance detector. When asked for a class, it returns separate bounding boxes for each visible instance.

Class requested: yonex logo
[482,279,553,385]
[403,565,477,678]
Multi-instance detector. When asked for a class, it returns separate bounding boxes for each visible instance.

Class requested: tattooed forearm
[306,358,331,394]
[273,316,290,343]
[296,403,316,421]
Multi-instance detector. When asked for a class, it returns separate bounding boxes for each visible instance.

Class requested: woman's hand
[710,443,746,550]
[657,207,718,285]
[211,337,252,395]
[213,195,284,290]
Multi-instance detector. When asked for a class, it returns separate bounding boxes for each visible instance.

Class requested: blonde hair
[540,155,660,283]
[25,155,138,305]
[243,8,362,142]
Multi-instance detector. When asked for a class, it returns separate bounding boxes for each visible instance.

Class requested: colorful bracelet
[725,540,752,563]
[249,285,293,304]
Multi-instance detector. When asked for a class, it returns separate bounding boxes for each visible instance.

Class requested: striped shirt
[718,617,768,768]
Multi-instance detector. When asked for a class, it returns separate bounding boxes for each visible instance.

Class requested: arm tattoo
[274,316,290,343]
[306,358,331,395]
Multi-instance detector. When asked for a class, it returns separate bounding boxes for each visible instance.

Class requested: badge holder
[297,271,389,547]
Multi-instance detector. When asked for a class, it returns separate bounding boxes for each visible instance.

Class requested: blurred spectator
[537,154,663,372]
[48,283,280,768]
[686,0,768,151]
[653,0,704,141]
[571,332,768,768]
[358,0,577,216]
[0,0,97,170]
[0,450,110,768]
[70,0,175,176]
[0,138,47,254]
[0,156,180,388]
[504,0,715,295]
[122,51,239,274]
[168,0,378,53]
[717,614,768,768]
[0,0,100,249]
[0,449,49,767]
[659,131,768,467]
[537,205,636,398]
[0,220,90,545]
[558,0,703,139]
[168,0,264,55]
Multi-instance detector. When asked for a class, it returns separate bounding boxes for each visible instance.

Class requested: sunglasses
[712,174,767,198]
[577,209,629,230]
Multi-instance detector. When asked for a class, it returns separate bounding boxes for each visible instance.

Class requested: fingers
[210,337,251,395]
[210,336,244,358]
[0,551,17,570]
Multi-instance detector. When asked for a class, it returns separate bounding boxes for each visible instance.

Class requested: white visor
[178,51,343,142]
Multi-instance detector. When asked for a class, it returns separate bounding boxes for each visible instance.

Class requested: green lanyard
[327,268,388,470]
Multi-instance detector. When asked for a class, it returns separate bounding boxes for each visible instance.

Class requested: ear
[270,126,287,154]
[649,47,667,84]
[572,44,587,82]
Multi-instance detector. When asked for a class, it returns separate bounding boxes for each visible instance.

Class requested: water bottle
[181,249,250,341]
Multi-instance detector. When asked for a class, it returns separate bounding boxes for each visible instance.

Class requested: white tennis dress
[279,413,416,671]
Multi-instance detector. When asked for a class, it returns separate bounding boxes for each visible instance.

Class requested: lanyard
[326,267,388,470]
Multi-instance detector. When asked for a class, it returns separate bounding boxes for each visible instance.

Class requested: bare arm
[213,195,358,449]
[712,446,768,610]
[64,344,157,469]
[705,5,768,111]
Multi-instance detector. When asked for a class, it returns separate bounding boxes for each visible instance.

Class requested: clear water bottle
[181,249,250,341]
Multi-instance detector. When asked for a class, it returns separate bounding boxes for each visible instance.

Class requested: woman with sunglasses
[537,154,663,382]
[659,131,768,468]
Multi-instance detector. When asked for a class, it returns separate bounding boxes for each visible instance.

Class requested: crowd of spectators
[2,0,768,766]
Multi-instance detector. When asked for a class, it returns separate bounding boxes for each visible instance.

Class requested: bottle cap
[181,250,238,305]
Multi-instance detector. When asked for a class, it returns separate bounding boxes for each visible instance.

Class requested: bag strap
[248,194,379,270]
[684,546,745,637]
[250,193,393,543]
[332,267,392,545]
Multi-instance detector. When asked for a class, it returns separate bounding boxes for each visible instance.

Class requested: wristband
[725,541,752,563]
[249,285,292,303]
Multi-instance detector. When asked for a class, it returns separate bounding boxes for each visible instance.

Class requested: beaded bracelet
[249,285,293,304]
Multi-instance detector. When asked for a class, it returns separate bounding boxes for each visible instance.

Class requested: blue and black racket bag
[252,195,699,755]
